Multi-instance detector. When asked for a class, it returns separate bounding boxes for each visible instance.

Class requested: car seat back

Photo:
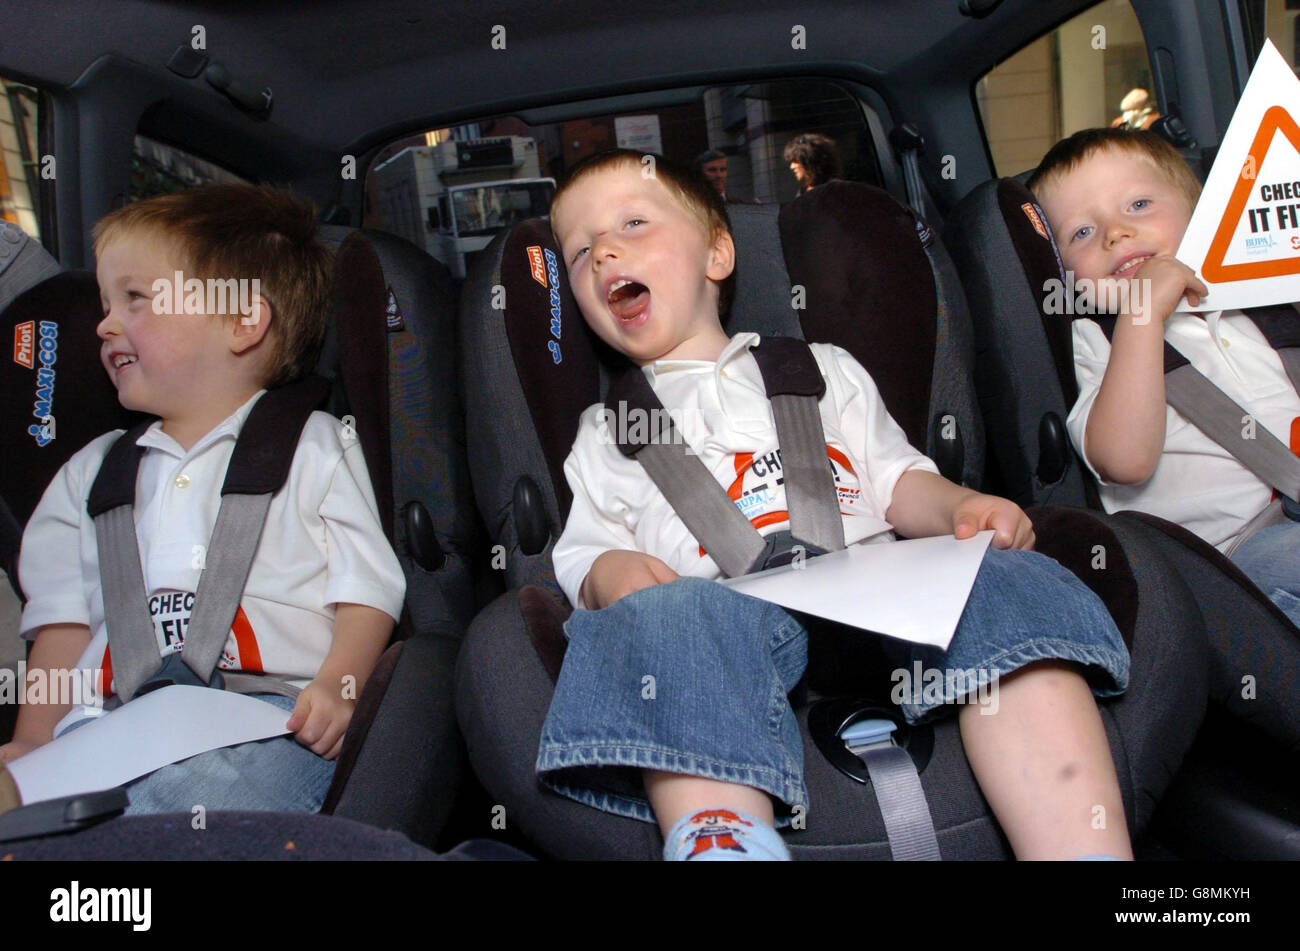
[460,180,985,593]
[943,177,1091,509]
[0,223,474,843]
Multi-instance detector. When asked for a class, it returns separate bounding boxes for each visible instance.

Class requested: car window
[0,76,43,242]
[976,0,1155,176]
[363,79,881,278]
[129,134,248,203]
[1250,0,1300,69]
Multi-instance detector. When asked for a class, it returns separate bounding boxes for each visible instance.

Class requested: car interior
[0,0,1297,864]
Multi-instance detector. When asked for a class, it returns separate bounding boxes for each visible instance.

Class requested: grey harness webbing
[93,505,162,702]
[87,377,328,703]
[633,429,765,579]
[1164,359,1300,502]
[607,337,845,577]
[862,746,941,860]
[841,718,941,860]
[1093,307,1300,546]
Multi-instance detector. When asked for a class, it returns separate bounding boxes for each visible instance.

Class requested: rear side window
[0,76,44,242]
[976,0,1155,176]
[1247,0,1300,70]
[363,79,880,277]
[130,134,248,202]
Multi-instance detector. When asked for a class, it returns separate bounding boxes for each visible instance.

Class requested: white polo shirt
[18,390,406,701]
[552,333,939,607]
[1067,309,1300,552]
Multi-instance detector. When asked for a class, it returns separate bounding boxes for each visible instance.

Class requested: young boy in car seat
[541,149,1133,861]
[0,184,406,815]
[1030,128,1300,626]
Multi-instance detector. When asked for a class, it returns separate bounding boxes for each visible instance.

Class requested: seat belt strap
[179,493,273,685]
[610,367,766,578]
[841,718,941,861]
[87,377,328,702]
[747,337,845,554]
[1163,357,1300,502]
[94,504,164,702]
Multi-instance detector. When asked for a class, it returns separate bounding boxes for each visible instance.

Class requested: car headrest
[0,271,142,530]
[944,177,1092,509]
[465,180,987,588]
[779,181,939,452]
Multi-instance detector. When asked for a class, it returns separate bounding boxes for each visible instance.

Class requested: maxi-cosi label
[26,320,58,446]
[544,247,562,364]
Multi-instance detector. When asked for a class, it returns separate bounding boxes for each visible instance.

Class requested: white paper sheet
[6,685,292,806]
[1177,40,1300,312]
[718,530,994,650]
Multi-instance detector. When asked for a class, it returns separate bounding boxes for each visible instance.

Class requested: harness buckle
[135,652,225,697]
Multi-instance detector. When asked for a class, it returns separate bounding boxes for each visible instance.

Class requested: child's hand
[580,549,679,610]
[285,679,354,761]
[952,493,1035,550]
[1112,255,1207,325]
[0,740,37,765]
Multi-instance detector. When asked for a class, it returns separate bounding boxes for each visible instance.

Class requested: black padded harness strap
[606,337,844,576]
[88,377,328,701]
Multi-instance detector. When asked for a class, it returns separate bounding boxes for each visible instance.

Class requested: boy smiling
[1031,129,1300,622]
[0,185,406,815]
[540,150,1133,860]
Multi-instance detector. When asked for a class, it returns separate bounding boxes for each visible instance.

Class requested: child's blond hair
[93,184,333,388]
[1027,128,1202,206]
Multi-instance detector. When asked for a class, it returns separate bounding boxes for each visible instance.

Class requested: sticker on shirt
[99,597,265,696]
[696,446,864,556]
[148,590,263,672]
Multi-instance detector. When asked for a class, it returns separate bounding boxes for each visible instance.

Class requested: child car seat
[0,223,476,847]
[944,177,1300,858]
[453,180,1209,859]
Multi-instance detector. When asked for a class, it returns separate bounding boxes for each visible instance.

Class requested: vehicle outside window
[129,134,248,202]
[977,0,1154,176]
[364,79,881,279]
[0,76,42,242]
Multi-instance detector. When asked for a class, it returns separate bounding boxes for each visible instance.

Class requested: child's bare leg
[644,771,774,835]
[958,660,1132,860]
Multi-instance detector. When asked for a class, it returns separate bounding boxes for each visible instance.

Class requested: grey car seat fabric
[454,181,1209,859]
[0,224,473,847]
[944,176,1300,856]
[0,221,60,315]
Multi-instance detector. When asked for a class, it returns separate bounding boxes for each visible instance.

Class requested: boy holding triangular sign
[1030,39,1300,627]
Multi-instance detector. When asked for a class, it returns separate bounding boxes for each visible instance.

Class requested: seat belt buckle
[1282,494,1300,522]
[840,717,899,756]
[135,652,225,697]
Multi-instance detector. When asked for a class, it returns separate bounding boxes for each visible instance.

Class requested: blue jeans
[537,547,1129,823]
[120,693,336,815]
[1229,521,1300,627]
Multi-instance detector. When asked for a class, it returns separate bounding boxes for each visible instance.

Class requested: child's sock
[663,807,791,861]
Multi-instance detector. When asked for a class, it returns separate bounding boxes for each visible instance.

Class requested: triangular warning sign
[1202,105,1300,282]
[1176,40,1300,311]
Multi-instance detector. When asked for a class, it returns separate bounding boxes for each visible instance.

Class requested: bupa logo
[27,320,58,447]
[526,245,547,287]
[544,247,563,364]
[13,320,34,368]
